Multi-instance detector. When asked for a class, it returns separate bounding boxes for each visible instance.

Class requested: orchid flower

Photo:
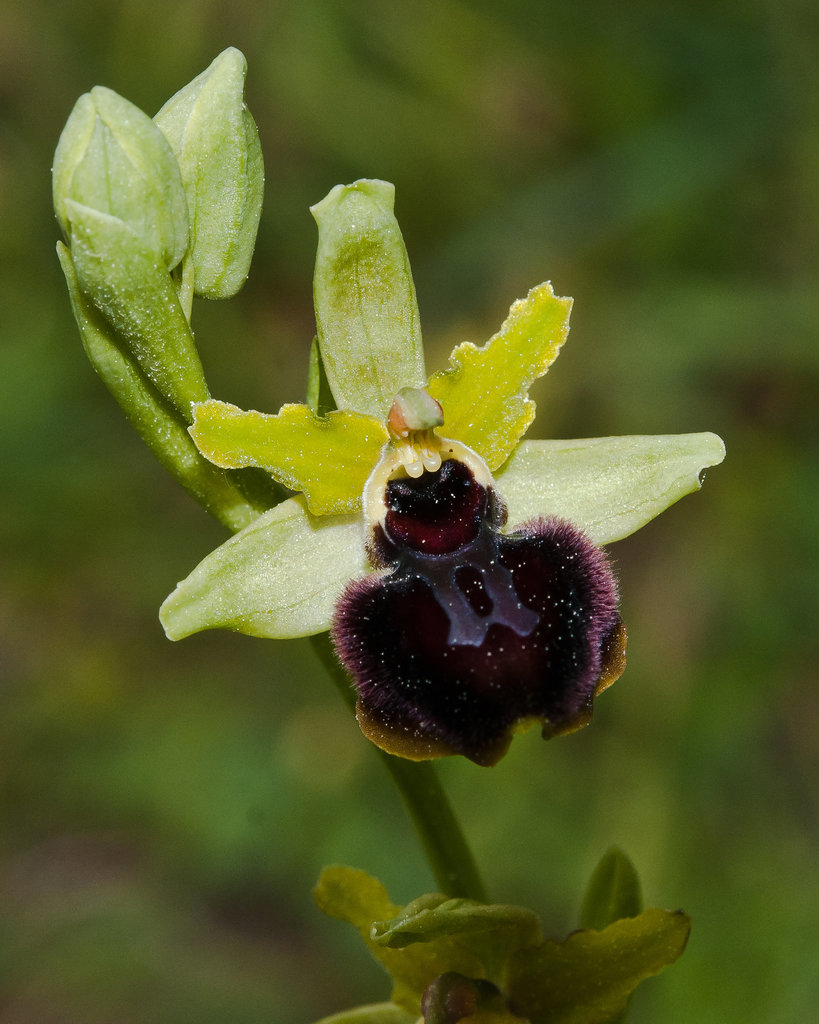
[159,179,724,766]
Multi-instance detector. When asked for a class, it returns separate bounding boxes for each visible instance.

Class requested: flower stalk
[310,633,488,902]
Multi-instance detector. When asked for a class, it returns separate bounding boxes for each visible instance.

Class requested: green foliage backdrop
[1,1,816,1021]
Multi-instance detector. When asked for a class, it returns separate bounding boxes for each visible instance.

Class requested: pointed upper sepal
[53,86,188,270]
[159,496,367,640]
[154,47,264,299]
[311,180,426,419]
[496,432,726,544]
[427,283,572,471]
[190,399,388,514]
[371,895,542,955]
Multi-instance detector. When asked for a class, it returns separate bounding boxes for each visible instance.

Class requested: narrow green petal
[496,432,726,544]
[159,496,367,640]
[190,400,388,514]
[306,336,336,416]
[311,179,425,419]
[427,283,572,470]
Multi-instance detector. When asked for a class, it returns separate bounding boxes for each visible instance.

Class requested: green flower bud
[53,86,188,269]
[154,47,264,299]
[421,973,519,1024]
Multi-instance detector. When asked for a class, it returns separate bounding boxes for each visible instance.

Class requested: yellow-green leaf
[427,283,571,470]
[190,399,389,515]
[506,909,691,1024]
[314,866,485,1014]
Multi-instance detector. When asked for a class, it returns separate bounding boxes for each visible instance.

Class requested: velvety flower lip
[158,178,725,764]
[334,448,625,766]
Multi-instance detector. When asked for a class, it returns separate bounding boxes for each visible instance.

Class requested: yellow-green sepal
[190,399,389,515]
[427,283,571,471]
[159,496,367,640]
[311,180,426,420]
[496,432,726,544]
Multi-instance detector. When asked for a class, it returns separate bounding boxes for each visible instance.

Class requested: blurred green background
[1,0,817,1021]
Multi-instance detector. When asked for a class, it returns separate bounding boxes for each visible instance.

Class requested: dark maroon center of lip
[384,458,487,554]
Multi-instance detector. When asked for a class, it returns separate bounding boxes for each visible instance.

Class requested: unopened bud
[53,86,188,269]
[421,972,507,1024]
[155,47,264,299]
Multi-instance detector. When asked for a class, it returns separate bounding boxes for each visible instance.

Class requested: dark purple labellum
[333,456,626,766]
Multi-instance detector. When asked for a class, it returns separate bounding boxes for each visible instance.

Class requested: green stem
[310,633,488,902]
[378,752,488,902]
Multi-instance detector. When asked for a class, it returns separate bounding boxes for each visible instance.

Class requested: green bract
[64,202,209,418]
[159,178,725,643]
[56,242,257,532]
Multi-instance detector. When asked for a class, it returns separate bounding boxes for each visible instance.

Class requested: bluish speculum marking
[382,459,539,646]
